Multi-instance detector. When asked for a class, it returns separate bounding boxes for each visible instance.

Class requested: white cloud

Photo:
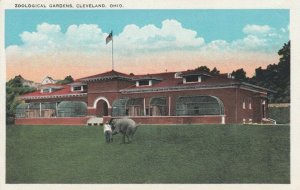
[65,24,106,50]
[243,24,272,34]
[202,24,288,53]
[9,20,205,56]
[6,21,289,81]
[116,19,205,53]
[6,21,289,59]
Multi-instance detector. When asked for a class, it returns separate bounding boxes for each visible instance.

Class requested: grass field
[6,124,290,184]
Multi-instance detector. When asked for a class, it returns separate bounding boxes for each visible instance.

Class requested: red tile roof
[181,70,212,77]
[20,69,271,99]
[121,75,238,91]
[20,85,86,99]
[79,70,130,81]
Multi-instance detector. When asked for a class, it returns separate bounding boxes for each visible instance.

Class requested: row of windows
[135,75,205,88]
[17,96,225,118]
[40,85,87,94]
[112,95,224,117]
[16,101,87,118]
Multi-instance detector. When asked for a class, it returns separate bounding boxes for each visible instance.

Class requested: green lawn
[6,124,290,184]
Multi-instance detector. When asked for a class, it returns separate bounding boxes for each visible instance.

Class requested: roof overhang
[80,76,133,82]
[121,82,270,95]
[181,72,212,77]
[20,93,87,100]
[68,82,87,86]
[40,85,63,90]
[241,82,276,93]
[132,77,163,81]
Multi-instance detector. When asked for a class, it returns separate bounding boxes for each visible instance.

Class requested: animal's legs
[126,135,131,143]
[122,134,125,144]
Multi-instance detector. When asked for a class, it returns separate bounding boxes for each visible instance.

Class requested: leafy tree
[195,66,220,76]
[57,75,74,84]
[231,68,248,82]
[195,66,210,73]
[250,41,290,103]
[210,67,220,76]
[6,75,36,124]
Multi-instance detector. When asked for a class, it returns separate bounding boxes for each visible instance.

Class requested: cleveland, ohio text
[14,4,123,8]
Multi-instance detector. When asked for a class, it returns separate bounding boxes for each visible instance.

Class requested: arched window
[57,101,87,117]
[149,97,167,116]
[126,98,144,116]
[176,95,224,116]
[41,102,56,117]
[16,102,57,118]
[112,98,128,117]
[15,103,30,118]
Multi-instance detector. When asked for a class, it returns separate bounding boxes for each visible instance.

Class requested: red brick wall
[88,108,96,115]
[87,79,134,107]
[21,79,267,124]
[120,88,237,123]
[15,116,222,125]
[119,87,266,124]
[25,96,87,103]
[104,116,222,124]
[15,117,90,125]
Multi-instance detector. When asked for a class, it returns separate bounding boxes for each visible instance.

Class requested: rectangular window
[42,88,50,93]
[185,75,199,83]
[139,80,150,86]
[243,99,246,109]
[73,86,82,91]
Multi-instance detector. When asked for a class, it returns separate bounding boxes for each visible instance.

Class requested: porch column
[39,102,42,117]
[108,107,112,116]
[168,96,171,116]
[143,98,146,116]
[221,116,225,124]
[55,102,58,117]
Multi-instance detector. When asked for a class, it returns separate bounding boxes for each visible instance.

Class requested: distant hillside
[6,75,37,124]
[17,75,41,88]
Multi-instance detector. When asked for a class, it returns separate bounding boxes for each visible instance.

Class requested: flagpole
[112,31,114,70]
[106,31,114,70]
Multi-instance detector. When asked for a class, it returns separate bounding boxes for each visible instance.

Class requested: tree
[231,68,247,82]
[195,66,220,76]
[210,67,220,76]
[57,75,74,84]
[250,41,290,103]
[6,75,36,124]
[195,66,210,73]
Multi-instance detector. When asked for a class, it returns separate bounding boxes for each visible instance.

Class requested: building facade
[15,70,273,125]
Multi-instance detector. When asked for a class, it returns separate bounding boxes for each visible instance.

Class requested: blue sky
[5,9,289,47]
[6,9,289,81]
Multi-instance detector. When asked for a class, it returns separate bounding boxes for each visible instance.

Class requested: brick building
[15,70,273,125]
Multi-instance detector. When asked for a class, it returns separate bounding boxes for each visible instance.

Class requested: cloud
[9,20,205,56]
[65,24,106,50]
[243,24,272,34]
[203,24,288,53]
[7,21,288,56]
[6,21,289,81]
[115,19,205,54]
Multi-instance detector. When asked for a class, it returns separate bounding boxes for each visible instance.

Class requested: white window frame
[72,85,83,92]
[183,76,202,84]
[136,80,152,87]
[249,99,252,110]
[41,88,52,93]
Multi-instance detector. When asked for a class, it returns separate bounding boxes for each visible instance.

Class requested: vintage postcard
[1,0,299,189]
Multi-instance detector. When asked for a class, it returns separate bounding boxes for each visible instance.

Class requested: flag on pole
[106,31,113,44]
